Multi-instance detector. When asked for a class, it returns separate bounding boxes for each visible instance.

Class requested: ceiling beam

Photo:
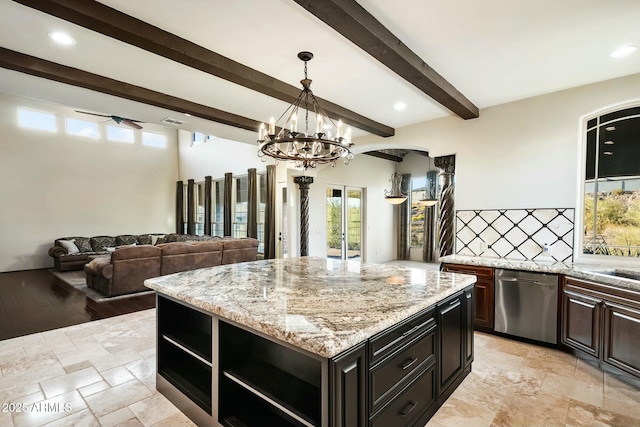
[12,0,395,138]
[364,151,404,163]
[292,0,480,120]
[0,47,261,132]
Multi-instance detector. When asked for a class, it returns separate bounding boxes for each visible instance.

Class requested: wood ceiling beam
[364,151,404,163]
[12,0,395,137]
[292,0,480,120]
[0,47,260,132]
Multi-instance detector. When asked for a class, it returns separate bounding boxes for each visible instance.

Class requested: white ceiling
[1,0,639,143]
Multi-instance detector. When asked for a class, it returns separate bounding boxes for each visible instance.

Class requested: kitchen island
[145,257,476,427]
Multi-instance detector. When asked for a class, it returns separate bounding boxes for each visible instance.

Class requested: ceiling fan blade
[75,110,112,118]
[122,119,143,130]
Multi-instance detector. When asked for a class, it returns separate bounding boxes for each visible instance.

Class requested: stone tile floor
[1,309,639,426]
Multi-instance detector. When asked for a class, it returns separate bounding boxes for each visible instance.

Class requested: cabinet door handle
[399,401,417,418]
[401,325,420,337]
[400,357,418,370]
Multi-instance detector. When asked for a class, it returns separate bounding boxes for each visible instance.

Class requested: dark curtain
[264,165,276,259]
[175,181,184,234]
[204,176,212,236]
[186,179,195,235]
[224,172,232,237]
[397,173,411,260]
[247,168,258,238]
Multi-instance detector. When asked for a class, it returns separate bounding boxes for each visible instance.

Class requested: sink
[598,269,640,281]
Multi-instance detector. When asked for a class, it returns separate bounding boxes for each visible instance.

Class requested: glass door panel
[326,188,343,259]
[346,189,362,260]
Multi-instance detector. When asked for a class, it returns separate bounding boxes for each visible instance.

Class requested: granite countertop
[440,255,640,292]
[145,256,476,358]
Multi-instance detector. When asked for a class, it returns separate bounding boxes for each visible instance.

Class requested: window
[195,183,205,236]
[142,132,167,148]
[257,173,266,253]
[234,176,248,238]
[213,179,225,237]
[65,118,99,139]
[410,176,426,247]
[18,108,56,132]
[107,125,134,143]
[582,105,640,258]
[192,132,216,146]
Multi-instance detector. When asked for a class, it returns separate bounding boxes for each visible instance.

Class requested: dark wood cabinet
[442,264,494,331]
[437,291,464,397]
[561,276,640,385]
[603,301,640,377]
[561,283,602,358]
[463,287,474,369]
[331,343,367,427]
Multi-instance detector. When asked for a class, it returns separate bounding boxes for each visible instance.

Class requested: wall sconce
[384,173,407,204]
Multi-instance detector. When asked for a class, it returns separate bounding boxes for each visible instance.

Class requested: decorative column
[435,155,456,258]
[294,176,314,256]
[204,176,212,235]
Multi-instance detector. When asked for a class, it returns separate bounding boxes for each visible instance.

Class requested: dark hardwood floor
[0,269,155,341]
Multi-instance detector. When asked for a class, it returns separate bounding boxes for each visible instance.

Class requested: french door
[326,186,364,260]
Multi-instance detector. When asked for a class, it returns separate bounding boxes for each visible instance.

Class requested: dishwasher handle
[498,277,556,286]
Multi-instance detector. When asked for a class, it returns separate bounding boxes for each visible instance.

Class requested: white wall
[355,72,640,211]
[304,155,397,263]
[0,93,179,272]
[177,130,272,180]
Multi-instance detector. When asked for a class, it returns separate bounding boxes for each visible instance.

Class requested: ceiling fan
[75,110,144,129]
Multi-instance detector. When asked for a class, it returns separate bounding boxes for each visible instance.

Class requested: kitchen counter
[145,256,476,358]
[440,255,640,291]
[148,256,477,427]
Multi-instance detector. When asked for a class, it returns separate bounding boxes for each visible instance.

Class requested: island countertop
[145,256,476,358]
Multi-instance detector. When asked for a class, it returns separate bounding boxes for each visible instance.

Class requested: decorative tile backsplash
[455,208,575,262]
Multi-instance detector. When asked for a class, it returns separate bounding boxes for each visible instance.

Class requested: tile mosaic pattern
[1,310,639,427]
[456,208,575,262]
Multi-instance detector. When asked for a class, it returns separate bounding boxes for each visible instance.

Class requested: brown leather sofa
[158,241,223,275]
[84,238,258,297]
[86,245,162,297]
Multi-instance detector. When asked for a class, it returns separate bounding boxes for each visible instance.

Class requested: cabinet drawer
[369,309,435,366]
[370,365,435,427]
[443,264,493,280]
[370,325,436,412]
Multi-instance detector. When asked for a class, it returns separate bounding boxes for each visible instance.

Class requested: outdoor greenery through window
[583,106,640,258]
[410,176,426,248]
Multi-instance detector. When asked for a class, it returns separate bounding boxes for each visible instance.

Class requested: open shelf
[160,365,212,415]
[219,375,305,427]
[219,321,322,427]
[157,295,212,362]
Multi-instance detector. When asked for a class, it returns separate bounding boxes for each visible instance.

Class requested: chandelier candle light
[257,52,354,170]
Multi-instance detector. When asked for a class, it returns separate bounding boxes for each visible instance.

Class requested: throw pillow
[75,237,92,252]
[104,247,116,253]
[137,235,152,245]
[151,234,166,245]
[59,239,80,254]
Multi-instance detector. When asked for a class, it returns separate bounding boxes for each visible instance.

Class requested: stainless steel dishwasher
[494,269,558,344]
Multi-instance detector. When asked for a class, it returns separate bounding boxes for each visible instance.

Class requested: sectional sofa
[48,233,217,272]
[83,238,258,297]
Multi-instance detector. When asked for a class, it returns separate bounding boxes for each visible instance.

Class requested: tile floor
[1,309,639,427]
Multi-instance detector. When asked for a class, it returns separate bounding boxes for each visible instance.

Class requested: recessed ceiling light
[47,31,76,46]
[604,140,614,145]
[603,151,614,155]
[393,102,407,111]
[605,126,616,131]
[184,113,192,117]
[609,45,637,58]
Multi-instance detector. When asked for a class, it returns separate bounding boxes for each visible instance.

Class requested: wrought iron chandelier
[257,51,354,170]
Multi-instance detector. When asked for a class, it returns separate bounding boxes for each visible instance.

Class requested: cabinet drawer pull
[400,357,418,370]
[449,298,459,306]
[401,325,420,337]
[399,401,417,418]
